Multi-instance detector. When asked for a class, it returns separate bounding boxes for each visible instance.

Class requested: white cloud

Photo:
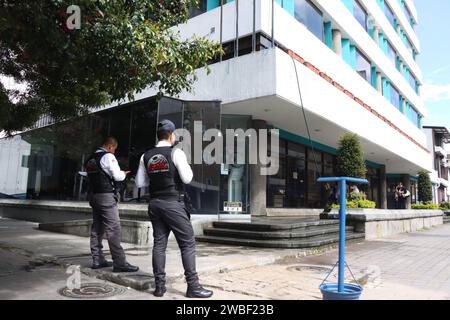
[429,64,450,77]
[421,82,450,102]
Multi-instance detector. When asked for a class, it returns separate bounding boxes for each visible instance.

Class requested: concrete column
[399,61,404,74]
[402,174,412,209]
[250,119,267,217]
[376,72,382,93]
[373,26,379,44]
[402,98,407,114]
[332,29,342,57]
[380,166,388,209]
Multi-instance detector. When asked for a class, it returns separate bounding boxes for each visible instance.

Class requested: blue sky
[415,0,450,128]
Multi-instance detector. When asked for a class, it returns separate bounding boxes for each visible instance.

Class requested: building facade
[0,0,432,214]
[423,126,450,204]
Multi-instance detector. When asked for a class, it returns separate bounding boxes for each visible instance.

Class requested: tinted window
[356,49,372,83]
[354,0,367,30]
[387,41,397,65]
[385,4,396,29]
[404,36,414,55]
[294,0,324,42]
[390,84,401,111]
[408,72,417,92]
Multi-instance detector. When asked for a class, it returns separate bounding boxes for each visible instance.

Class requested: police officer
[85,136,139,273]
[136,120,213,298]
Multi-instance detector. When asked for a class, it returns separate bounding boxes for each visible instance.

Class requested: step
[203,225,354,240]
[212,219,339,231]
[196,232,365,249]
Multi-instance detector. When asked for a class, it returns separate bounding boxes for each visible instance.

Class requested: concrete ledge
[39,220,151,246]
[0,199,250,239]
[0,199,149,222]
[324,209,444,240]
[266,208,323,217]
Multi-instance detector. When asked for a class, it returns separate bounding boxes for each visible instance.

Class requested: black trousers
[148,198,199,287]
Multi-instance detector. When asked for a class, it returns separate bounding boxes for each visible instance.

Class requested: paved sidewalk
[0,217,449,300]
[198,224,450,300]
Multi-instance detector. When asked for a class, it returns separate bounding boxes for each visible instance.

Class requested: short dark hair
[157,130,172,141]
[102,136,118,147]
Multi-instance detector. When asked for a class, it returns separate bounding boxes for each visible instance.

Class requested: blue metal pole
[338,179,347,293]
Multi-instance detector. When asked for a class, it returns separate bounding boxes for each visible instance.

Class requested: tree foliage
[417,170,433,204]
[336,133,367,179]
[0,0,222,134]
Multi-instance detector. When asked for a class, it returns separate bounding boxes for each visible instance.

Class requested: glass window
[410,107,419,127]
[307,149,323,208]
[408,72,417,92]
[404,36,414,55]
[267,141,287,208]
[220,115,251,213]
[390,84,401,111]
[386,41,397,66]
[294,0,324,42]
[384,3,396,29]
[181,100,221,214]
[402,4,414,28]
[285,142,307,208]
[354,0,368,31]
[129,99,159,175]
[356,49,372,83]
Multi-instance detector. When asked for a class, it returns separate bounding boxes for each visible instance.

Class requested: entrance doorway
[219,115,251,214]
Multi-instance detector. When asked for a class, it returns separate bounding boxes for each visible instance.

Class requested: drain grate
[58,283,126,299]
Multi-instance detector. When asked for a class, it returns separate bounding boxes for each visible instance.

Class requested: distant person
[136,120,213,299]
[395,183,410,209]
[85,137,139,273]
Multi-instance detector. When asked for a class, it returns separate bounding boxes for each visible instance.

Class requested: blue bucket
[320,283,363,300]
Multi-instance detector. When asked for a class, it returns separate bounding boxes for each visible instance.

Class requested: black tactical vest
[143,146,182,199]
[85,151,115,194]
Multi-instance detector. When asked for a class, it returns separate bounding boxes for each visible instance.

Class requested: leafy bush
[332,200,376,209]
[348,192,367,202]
[412,204,440,210]
[357,200,377,209]
[439,202,450,210]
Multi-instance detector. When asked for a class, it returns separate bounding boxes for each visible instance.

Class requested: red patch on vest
[148,154,170,173]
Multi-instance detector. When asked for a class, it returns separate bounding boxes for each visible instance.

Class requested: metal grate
[58,283,126,299]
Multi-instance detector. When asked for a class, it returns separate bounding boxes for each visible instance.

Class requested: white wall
[0,136,31,197]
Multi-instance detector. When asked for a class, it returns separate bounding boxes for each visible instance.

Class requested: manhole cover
[287,265,331,273]
[58,283,126,299]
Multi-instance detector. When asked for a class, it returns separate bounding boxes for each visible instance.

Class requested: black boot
[186,285,213,298]
[112,262,139,273]
[153,286,167,298]
[92,260,113,269]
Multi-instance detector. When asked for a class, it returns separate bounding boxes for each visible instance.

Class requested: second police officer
[135,120,213,299]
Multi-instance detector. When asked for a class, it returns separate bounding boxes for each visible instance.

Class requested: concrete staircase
[196,218,365,249]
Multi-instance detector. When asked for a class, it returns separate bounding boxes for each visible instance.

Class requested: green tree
[336,133,367,179]
[417,170,433,204]
[0,0,222,135]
